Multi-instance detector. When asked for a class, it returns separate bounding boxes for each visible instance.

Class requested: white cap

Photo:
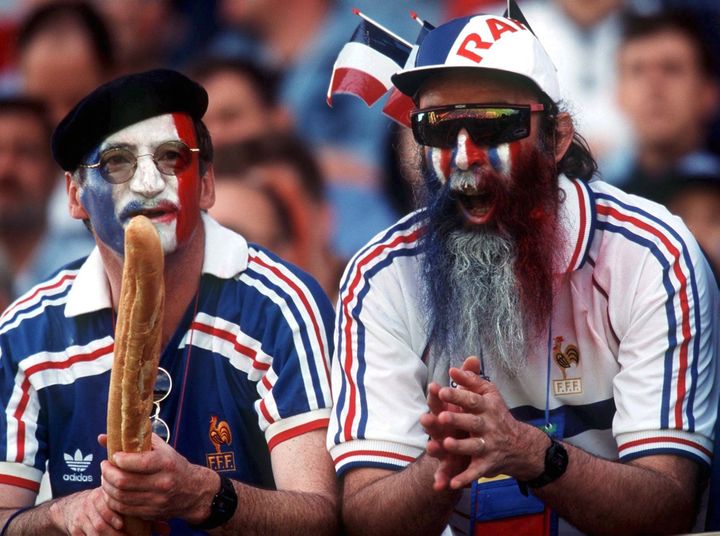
[392,14,561,102]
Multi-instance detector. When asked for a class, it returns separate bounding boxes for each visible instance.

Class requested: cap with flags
[391,10,560,102]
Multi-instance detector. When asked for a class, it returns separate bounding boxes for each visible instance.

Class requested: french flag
[327,10,412,109]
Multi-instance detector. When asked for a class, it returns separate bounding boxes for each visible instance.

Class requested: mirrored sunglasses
[150,366,172,443]
[79,140,200,184]
[410,103,545,149]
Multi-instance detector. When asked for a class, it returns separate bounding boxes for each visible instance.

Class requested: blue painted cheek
[80,170,125,255]
[488,147,501,171]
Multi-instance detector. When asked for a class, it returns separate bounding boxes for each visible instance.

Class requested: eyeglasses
[79,140,200,184]
[410,103,545,149]
[150,366,173,443]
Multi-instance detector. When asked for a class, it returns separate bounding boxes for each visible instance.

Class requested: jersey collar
[64,213,249,318]
[556,174,596,273]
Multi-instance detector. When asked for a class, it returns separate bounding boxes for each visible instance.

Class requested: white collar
[64,213,248,318]
[556,174,595,273]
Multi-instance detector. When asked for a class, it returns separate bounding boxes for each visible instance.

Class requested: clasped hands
[420,356,548,491]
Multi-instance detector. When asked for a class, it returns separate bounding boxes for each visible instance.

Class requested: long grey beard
[425,229,529,383]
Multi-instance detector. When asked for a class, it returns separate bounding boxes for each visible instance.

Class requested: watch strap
[518,436,568,496]
[190,475,238,530]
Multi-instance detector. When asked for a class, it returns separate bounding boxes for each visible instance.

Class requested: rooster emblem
[553,336,579,380]
[209,416,233,454]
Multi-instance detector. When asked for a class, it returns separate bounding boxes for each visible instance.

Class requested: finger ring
[478,437,486,453]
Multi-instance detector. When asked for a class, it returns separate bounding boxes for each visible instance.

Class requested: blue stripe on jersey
[243,265,327,409]
[354,247,423,439]
[333,214,425,445]
[579,180,598,270]
[619,447,708,469]
[596,221,680,430]
[510,398,616,438]
[338,211,426,298]
[336,459,405,478]
[597,193,702,431]
[0,273,76,331]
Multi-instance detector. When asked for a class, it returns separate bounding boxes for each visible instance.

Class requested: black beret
[51,68,208,171]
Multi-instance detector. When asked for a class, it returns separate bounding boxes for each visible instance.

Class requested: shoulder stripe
[0,272,76,333]
[595,193,701,431]
[335,220,424,445]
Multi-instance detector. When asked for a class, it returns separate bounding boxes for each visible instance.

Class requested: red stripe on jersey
[14,342,114,461]
[0,474,40,492]
[597,204,691,429]
[340,229,422,442]
[567,180,587,271]
[259,399,274,425]
[249,255,330,381]
[618,436,711,458]
[334,449,416,464]
[2,273,76,320]
[191,321,270,371]
[267,418,329,452]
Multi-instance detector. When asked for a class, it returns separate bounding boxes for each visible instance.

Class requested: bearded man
[327,12,719,536]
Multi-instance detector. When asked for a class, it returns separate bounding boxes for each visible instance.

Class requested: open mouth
[123,203,177,224]
[455,192,495,225]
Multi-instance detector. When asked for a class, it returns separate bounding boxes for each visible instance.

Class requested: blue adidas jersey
[0,215,334,533]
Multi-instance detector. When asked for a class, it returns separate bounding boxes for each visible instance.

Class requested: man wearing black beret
[0,69,338,535]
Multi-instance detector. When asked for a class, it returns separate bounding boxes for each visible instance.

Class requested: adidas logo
[63,449,93,472]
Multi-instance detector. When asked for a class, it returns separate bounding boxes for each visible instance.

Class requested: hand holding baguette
[106,215,165,535]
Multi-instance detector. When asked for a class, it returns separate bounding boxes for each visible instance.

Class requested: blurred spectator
[210,0,400,257]
[665,160,720,282]
[16,0,114,125]
[211,134,344,301]
[91,0,184,74]
[211,178,293,258]
[608,10,719,200]
[188,57,290,147]
[0,97,89,297]
[0,247,12,314]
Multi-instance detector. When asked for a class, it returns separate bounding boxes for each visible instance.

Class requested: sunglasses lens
[154,141,193,175]
[99,148,135,184]
[154,367,172,403]
[151,414,171,443]
[411,106,531,148]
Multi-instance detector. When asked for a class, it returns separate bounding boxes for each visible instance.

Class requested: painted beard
[419,143,563,378]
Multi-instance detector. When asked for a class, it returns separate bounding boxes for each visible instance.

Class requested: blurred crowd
[0,0,719,315]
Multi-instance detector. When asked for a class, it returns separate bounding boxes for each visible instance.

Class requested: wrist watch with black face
[190,475,238,530]
[518,437,568,495]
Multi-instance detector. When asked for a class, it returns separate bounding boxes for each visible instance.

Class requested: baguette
[106,215,165,535]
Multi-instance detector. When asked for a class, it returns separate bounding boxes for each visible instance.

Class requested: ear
[199,164,216,210]
[554,112,575,163]
[66,172,90,220]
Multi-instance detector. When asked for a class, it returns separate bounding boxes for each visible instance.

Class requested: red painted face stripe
[171,113,200,245]
[463,134,489,168]
[340,229,422,441]
[597,204,691,429]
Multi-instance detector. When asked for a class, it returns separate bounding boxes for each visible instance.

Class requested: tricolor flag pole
[352,8,412,48]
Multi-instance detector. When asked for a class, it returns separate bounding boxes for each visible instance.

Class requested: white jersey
[328,175,719,535]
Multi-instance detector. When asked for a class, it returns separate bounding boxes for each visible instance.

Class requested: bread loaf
[106,215,164,535]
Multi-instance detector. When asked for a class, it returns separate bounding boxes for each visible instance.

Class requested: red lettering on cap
[486,17,518,41]
[456,33,492,63]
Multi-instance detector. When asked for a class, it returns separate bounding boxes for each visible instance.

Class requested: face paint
[425,129,517,186]
[78,113,201,256]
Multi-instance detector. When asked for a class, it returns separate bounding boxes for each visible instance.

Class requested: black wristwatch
[518,437,568,496]
[191,475,238,530]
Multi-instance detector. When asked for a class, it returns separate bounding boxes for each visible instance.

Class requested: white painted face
[78,113,202,255]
